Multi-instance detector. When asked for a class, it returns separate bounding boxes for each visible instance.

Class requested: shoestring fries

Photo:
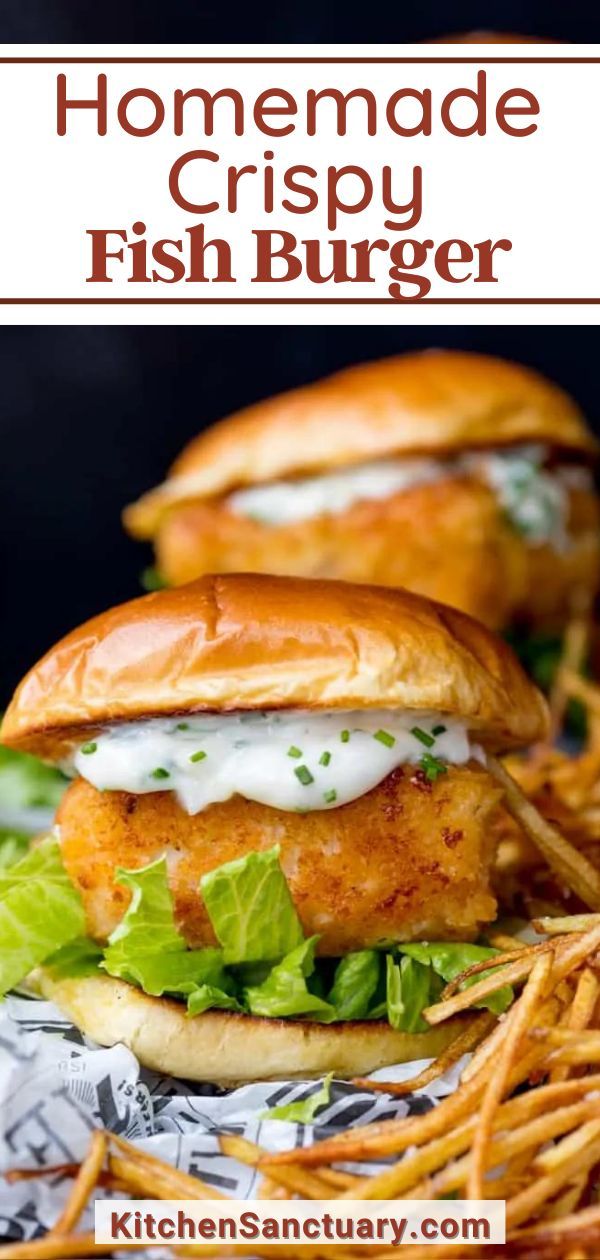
[487,753,600,909]
[46,1131,107,1238]
[351,1009,496,1095]
[219,1134,344,1200]
[466,951,553,1201]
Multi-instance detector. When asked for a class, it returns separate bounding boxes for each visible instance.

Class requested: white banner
[0,43,598,316]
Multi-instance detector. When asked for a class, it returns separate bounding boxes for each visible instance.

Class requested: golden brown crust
[0,574,549,757]
[32,968,463,1083]
[157,479,528,627]
[155,479,600,634]
[123,351,596,539]
[58,766,501,955]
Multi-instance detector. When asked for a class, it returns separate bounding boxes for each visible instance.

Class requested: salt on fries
[7,664,600,1257]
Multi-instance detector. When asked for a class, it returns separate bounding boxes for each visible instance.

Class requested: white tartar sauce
[227,459,446,526]
[71,710,483,816]
[225,446,588,549]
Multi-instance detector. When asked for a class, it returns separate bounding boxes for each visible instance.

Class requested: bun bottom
[33,968,463,1085]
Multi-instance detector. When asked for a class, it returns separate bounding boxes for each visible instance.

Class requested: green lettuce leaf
[262,1073,333,1122]
[0,835,85,996]
[140,566,166,592]
[245,937,334,1020]
[399,942,513,1015]
[0,829,29,871]
[45,936,104,979]
[122,951,234,999]
[327,950,382,1021]
[102,856,186,982]
[386,954,433,1033]
[102,856,232,1001]
[0,745,67,812]
[201,847,304,965]
[187,984,244,1017]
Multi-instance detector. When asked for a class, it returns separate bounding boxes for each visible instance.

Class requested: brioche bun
[32,967,464,1084]
[124,350,596,540]
[0,574,549,759]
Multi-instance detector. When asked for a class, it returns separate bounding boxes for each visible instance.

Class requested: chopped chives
[287,745,302,759]
[432,724,447,737]
[151,767,170,780]
[323,788,337,804]
[189,750,207,763]
[294,765,314,786]
[80,742,97,755]
[374,729,396,749]
[411,726,435,748]
[419,753,447,783]
[340,730,350,743]
[319,751,332,766]
[176,722,190,731]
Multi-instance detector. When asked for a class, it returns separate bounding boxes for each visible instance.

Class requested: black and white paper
[0,992,460,1251]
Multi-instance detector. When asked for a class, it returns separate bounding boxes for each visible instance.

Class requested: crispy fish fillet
[57,764,502,955]
[156,478,525,630]
[155,477,599,632]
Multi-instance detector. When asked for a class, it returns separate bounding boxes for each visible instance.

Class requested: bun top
[124,350,596,540]
[1,574,549,759]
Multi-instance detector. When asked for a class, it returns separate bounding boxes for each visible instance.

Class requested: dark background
[1,326,599,703]
[1,0,599,42]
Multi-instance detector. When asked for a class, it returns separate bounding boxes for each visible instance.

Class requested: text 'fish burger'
[0,575,549,1083]
[125,350,599,637]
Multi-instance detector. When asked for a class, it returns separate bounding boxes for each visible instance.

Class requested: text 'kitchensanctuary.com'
[95,1198,506,1246]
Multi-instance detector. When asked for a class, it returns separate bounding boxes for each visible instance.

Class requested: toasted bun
[32,968,462,1084]
[1,574,549,759]
[124,350,596,540]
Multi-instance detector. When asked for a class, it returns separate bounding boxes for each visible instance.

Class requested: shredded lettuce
[326,950,382,1021]
[245,938,334,1020]
[399,942,513,1015]
[0,745,67,813]
[102,856,188,977]
[0,829,29,871]
[0,836,85,997]
[261,1073,333,1122]
[45,937,104,979]
[386,954,434,1033]
[200,847,304,965]
[102,858,235,1009]
[187,985,244,1017]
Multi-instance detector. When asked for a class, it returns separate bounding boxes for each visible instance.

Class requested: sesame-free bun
[1,574,549,759]
[32,967,464,1084]
[124,350,596,540]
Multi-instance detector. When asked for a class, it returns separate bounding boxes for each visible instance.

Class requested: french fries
[488,753,600,910]
[351,1010,496,1096]
[47,1131,107,1238]
[466,951,553,1200]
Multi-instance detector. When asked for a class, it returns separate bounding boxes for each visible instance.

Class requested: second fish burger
[124,350,600,635]
[0,575,548,1082]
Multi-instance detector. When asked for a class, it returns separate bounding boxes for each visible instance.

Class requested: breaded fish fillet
[155,477,599,632]
[58,763,502,956]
